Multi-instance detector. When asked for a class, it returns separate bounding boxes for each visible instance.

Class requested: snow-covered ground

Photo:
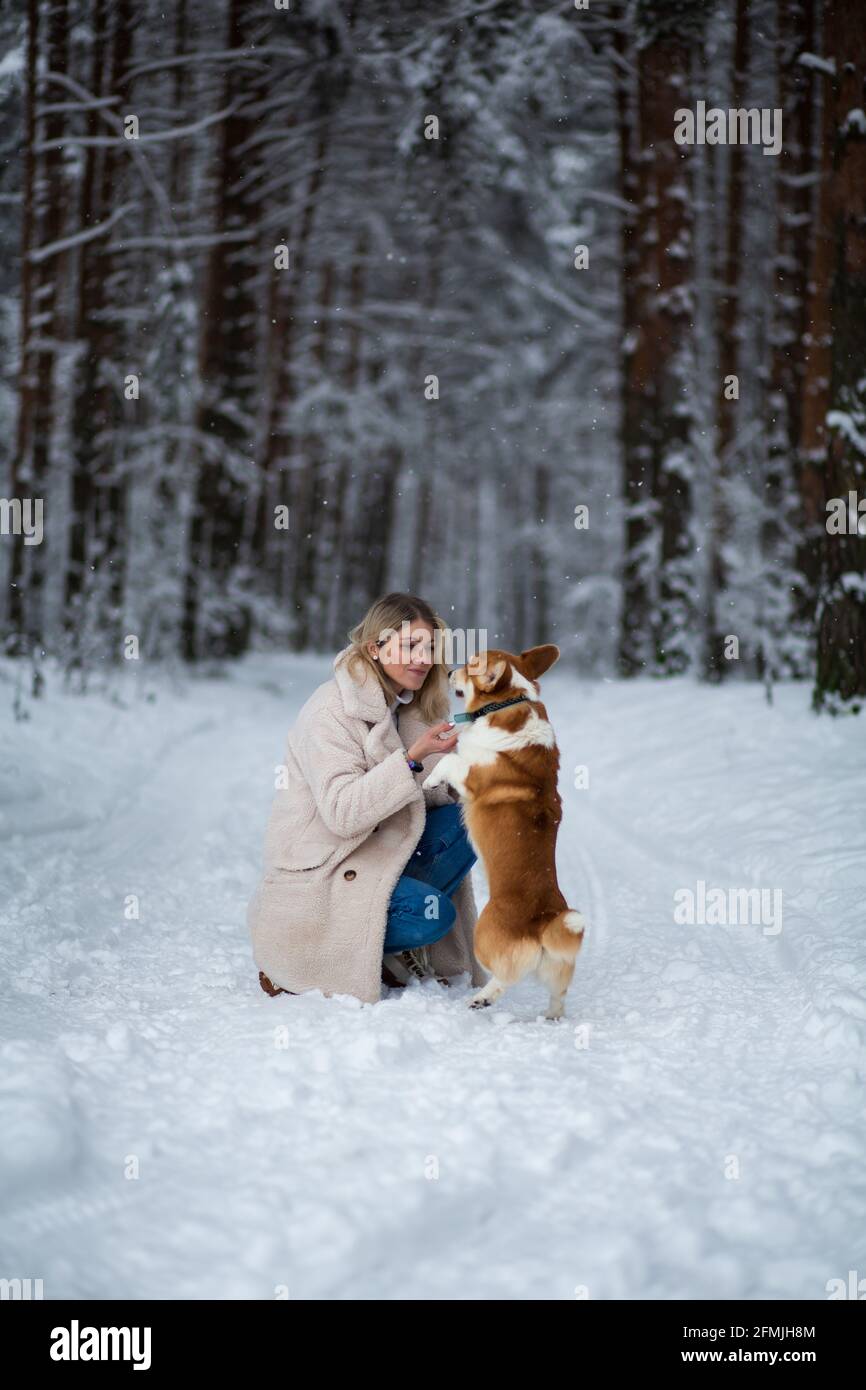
[1,653,864,1300]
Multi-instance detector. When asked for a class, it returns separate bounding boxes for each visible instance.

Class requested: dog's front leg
[422,753,467,796]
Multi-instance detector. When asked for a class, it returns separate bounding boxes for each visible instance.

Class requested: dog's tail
[540,908,587,960]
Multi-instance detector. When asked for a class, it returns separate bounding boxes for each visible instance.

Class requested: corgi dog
[422,645,586,1020]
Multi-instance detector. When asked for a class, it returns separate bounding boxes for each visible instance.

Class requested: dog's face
[449,645,560,711]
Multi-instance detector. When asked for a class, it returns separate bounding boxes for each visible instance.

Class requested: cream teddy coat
[247,645,485,1004]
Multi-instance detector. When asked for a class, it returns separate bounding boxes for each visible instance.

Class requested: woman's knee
[427,887,457,934]
[386,878,456,951]
[426,802,463,832]
[422,801,472,854]
[402,882,456,937]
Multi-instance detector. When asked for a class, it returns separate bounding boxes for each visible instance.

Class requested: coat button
[343,869,357,881]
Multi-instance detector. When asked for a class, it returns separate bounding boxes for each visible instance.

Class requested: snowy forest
[3,0,866,1310]
[1,0,865,708]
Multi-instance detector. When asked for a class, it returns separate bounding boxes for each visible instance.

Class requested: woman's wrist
[405,749,424,772]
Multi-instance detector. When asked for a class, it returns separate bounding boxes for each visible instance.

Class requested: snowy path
[1,655,864,1299]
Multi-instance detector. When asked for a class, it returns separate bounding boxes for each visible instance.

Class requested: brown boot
[397,949,451,988]
[258,970,296,997]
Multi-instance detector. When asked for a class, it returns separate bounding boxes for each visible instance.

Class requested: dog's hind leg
[470,914,544,1012]
[535,950,575,1021]
[537,910,586,1020]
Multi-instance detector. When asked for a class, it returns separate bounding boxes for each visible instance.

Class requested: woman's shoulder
[294,663,373,734]
[295,676,343,727]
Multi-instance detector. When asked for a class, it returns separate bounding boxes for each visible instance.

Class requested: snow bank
[0,655,863,1299]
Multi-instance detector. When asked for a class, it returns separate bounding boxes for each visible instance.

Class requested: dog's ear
[520,645,560,680]
[471,657,507,692]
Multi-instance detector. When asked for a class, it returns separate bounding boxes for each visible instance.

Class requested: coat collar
[333,644,393,723]
[389,687,416,712]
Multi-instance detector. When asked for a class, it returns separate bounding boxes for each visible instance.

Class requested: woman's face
[369,620,436,693]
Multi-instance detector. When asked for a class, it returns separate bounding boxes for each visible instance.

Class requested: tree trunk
[64,0,132,663]
[254,119,330,605]
[323,224,368,647]
[639,19,698,675]
[616,19,656,676]
[65,0,103,643]
[290,257,336,651]
[92,0,133,639]
[182,0,262,661]
[758,0,818,680]
[706,0,749,678]
[812,1,866,710]
[12,0,68,652]
[6,0,40,649]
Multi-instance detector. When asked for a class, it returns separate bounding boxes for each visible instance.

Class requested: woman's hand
[407,721,459,763]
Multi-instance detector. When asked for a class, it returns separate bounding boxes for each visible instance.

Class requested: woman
[247,593,487,1004]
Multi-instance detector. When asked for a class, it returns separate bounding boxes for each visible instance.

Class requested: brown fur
[432,646,585,1019]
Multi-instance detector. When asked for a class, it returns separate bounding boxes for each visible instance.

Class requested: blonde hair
[342,592,451,723]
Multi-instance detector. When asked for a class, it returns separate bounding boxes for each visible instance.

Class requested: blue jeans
[384,803,477,953]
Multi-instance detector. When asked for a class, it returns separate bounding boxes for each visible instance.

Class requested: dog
[422,645,586,1019]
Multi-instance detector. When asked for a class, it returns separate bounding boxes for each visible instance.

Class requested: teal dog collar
[452,694,530,724]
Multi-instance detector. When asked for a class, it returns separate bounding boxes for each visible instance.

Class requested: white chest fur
[422,705,555,797]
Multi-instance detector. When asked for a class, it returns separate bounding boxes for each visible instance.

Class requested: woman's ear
[520,645,560,680]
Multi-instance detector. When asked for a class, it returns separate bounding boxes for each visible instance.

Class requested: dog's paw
[468,995,492,1010]
[423,752,462,793]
